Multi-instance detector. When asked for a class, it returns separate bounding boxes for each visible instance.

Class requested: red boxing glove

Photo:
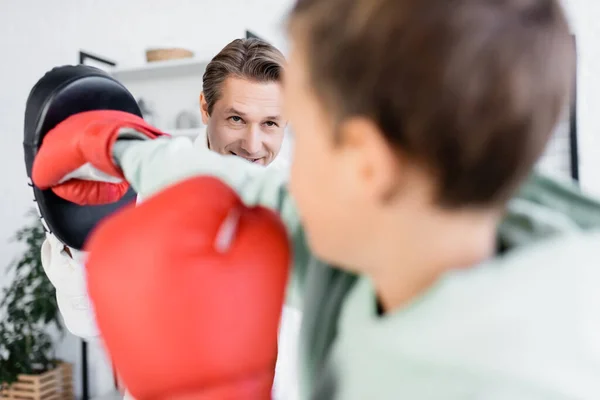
[32,110,166,205]
[85,176,291,400]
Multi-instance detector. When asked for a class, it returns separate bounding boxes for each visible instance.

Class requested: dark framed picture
[536,35,578,182]
[246,30,264,41]
[78,50,116,72]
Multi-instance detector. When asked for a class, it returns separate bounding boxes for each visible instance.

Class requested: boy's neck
[370,207,500,313]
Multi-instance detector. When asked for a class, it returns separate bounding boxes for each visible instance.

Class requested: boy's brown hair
[289,0,574,208]
[202,38,286,115]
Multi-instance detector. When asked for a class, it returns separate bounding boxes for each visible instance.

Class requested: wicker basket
[146,48,194,63]
[1,363,73,400]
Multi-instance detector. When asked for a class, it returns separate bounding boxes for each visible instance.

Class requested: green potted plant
[0,210,72,397]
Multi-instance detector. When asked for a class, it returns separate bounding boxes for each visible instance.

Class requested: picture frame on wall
[536,34,578,182]
[246,30,264,41]
[78,50,116,72]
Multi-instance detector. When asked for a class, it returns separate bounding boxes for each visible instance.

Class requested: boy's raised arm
[113,136,310,307]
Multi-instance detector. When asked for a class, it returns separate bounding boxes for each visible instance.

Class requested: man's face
[200,77,285,166]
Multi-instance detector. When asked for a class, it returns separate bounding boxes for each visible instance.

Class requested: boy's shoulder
[306,233,600,399]
[347,231,600,398]
[422,230,600,327]
[387,231,600,388]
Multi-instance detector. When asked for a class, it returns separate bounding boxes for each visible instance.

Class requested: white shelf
[110,58,209,81]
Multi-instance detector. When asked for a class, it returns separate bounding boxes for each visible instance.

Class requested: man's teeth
[229,152,261,163]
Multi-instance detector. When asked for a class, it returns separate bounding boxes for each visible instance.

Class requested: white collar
[193,126,209,150]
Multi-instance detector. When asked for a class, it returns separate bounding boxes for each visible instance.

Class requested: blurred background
[0,0,598,398]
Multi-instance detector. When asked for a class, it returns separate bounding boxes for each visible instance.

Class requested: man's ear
[199,92,210,125]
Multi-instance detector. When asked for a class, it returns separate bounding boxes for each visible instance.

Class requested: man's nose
[240,126,262,155]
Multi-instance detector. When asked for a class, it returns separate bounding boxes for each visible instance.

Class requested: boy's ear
[199,92,210,125]
[337,117,402,202]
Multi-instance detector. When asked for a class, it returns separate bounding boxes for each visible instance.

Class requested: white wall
[0,0,292,398]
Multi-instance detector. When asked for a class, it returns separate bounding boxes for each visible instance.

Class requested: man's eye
[229,116,243,123]
[264,121,278,127]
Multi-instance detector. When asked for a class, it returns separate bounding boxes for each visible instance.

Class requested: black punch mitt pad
[23,65,140,250]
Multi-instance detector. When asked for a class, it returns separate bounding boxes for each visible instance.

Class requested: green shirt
[114,136,600,399]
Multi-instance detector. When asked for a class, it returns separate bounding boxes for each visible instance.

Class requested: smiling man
[194,38,288,168]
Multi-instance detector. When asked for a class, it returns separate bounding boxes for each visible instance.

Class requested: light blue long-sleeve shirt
[114,136,600,399]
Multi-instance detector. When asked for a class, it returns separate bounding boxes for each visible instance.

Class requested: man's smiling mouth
[230,152,262,163]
